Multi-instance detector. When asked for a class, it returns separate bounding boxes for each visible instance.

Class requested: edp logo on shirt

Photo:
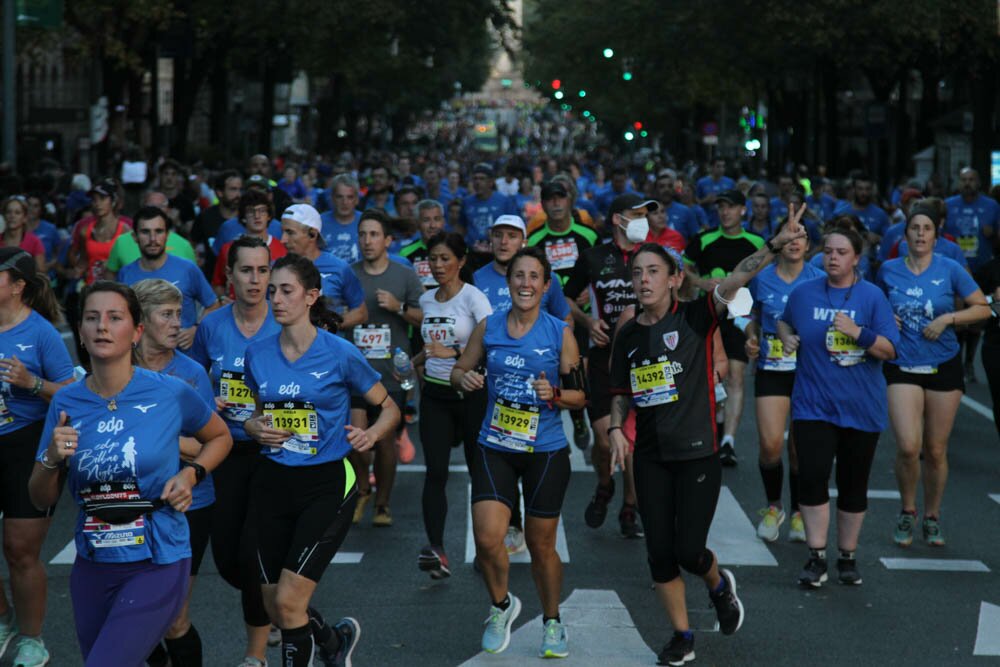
[278,383,301,396]
[504,355,526,369]
[97,417,125,435]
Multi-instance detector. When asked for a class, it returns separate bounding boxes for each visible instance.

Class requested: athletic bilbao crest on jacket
[662,331,679,351]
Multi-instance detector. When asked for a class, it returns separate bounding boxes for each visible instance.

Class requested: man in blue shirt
[361,166,396,214]
[832,174,890,241]
[459,163,517,254]
[769,175,795,224]
[654,170,699,241]
[696,158,736,229]
[117,206,219,349]
[319,174,363,263]
[594,166,638,217]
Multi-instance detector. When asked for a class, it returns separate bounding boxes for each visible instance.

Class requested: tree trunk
[209,66,228,160]
[916,64,939,149]
[259,63,275,153]
[821,58,839,175]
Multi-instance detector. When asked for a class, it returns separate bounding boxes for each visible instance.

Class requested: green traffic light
[622,72,633,81]
[624,131,635,141]
[640,130,648,138]
[578,90,586,98]
[583,110,591,117]
[603,48,614,58]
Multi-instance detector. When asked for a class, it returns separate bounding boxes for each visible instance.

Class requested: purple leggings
[70,556,190,667]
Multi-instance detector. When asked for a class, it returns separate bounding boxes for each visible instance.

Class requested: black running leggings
[982,341,1000,440]
[633,451,721,583]
[210,441,269,627]
[792,420,879,513]
[419,381,485,547]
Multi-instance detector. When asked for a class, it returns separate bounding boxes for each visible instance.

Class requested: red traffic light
[633,121,643,130]
[551,79,561,90]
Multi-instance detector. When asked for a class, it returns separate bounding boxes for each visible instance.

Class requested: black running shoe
[572,416,591,450]
[709,568,745,635]
[837,558,863,585]
[618,503,644,539]
[584,479,615,528]
[330,617,360,667]
[657,631,695,666]
[798,556,828,588]
[719,443,737,467]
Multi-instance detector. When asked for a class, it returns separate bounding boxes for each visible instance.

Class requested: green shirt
[106,232,197,273]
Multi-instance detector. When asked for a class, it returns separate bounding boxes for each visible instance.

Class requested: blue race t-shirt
[188,304,281,441]
[806,193,837,221]
[781,277,898,431]
[0,310,74,434]
[161,351,216,510]
[118,255,217,329]
[876,255,979,368]
[473,264,570,320]
[36,368,213,564]
[749,262,825,372]
[478,311,568,454]
[832,202,890,237]
[460,192,518,247]
[944,194,999,270]
[665,201,700,241]
[313,252,365,311]
[244,330,381,466]
[212,218,284,255]
[897,238,968,267]
[319,210,362,263]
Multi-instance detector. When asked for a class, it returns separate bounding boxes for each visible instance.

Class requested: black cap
[0,247,37,277]
[88,178,118,199]
[607,193,660,219]
[472,162,495,177]
[715,189,746,206]
[541,181,569,199]
[246,174,271,191]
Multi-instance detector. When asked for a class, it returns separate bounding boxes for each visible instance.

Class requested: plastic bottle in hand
[393,347,416,391]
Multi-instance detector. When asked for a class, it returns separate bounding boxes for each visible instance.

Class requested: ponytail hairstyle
[0,248,62,323]
[271,253,341,333]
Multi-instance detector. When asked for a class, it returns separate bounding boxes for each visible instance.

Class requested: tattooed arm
[608,394,632,474]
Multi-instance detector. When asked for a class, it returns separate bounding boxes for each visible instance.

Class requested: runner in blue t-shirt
[319,175,363,263]
[0,248,74,666]
[132,277,220,665]
[696,159,736,229]
[29,281,231,667]
[117,207,220,351]
[242,254,397,667]
[460,164,519,252]
[453,246,585,658]
[777,225,898,589]
[187,235,278,664]
[745,215,825,545]
[831,175,890,239]
[875,203,990,549]
[279,203,367,330]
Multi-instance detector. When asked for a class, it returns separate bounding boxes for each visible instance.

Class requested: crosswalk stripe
[457,588,654,665]
[989,493,1000,506]
[974,602,1000,656]
[879,557,990,572]
[330,552,364,564]
[464,484,570,564]
[49,540,76,565]
[709,487,778,566]
[828,489,900,500]
[961,395,994,421]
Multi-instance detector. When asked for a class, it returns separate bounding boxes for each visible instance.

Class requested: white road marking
[828,489,900,500]
[974,602,1000,656]
[464,484,569,564]
[458,589,654,666]
[330,552,364,564]
[961,395,994,421]
[708,487,778,566]
[879,557,990,572]
[989,493,1000,506]
[50,540,76,565]
[397,464,468,473]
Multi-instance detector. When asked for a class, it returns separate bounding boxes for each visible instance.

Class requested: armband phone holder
[726,287,753,318]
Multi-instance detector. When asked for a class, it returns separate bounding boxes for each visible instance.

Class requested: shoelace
[545,622,563,640]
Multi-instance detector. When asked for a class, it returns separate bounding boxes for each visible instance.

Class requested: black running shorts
[0,421,54,519]
[470,444,570,518]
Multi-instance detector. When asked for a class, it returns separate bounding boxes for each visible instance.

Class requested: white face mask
[624,216,649,243]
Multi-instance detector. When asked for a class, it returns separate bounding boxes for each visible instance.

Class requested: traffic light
[554,91,564,100]
[551,79,561,90]
[622,72,633,81]
[578,90,586,98]
[624,131,635,141]
[633,121,643,130]
[640,130,648,138]
[582,110,591,118]
[603,48,614,58]
[745,138,761,151]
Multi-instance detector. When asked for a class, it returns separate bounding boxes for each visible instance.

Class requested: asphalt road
[3,363,1000,666]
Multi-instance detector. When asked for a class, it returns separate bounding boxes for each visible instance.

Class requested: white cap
[491,214,526,235]
[282,204,322,233]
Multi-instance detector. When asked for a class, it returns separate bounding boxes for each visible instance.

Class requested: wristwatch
[183,460,207,484]
[398,302,408,315]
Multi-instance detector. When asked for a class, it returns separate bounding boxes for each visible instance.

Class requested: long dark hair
[426,231,474,284]
[271,253,342,332]
[0,249,62,323]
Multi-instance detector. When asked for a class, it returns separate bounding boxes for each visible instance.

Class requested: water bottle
[393,347,415,391]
